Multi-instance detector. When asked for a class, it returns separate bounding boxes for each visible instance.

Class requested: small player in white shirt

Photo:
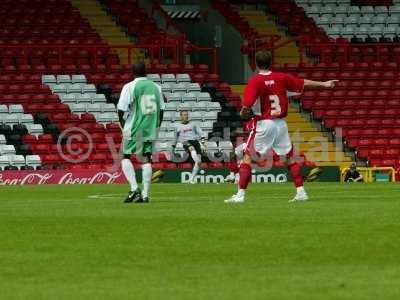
[172,111,206,183]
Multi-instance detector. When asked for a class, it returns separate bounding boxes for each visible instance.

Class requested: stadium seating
[264,0,400,168]
[212,1,400,168]
[297,0,400,41]
[0,0,320,171]
[99,0,161,41]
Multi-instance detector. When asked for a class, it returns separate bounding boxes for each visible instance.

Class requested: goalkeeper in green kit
[117,62,165,203]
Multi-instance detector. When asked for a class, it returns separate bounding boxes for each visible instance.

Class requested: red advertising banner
[0,170,126,185]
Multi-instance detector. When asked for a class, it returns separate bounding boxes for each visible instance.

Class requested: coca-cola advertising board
[0,166,340,185]
[0,170,125,185]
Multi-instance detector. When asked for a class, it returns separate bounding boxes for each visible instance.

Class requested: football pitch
[1,183,400,300]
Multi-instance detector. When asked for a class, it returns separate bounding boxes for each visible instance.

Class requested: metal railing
[0,42,218,73]
[245,34,400,68]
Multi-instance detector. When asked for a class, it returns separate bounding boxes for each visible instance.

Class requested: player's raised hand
[324,80,339,88]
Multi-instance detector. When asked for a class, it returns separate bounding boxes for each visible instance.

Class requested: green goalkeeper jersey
[117,77,165,155]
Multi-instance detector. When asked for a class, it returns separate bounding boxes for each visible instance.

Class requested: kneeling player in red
[225,50,338,203]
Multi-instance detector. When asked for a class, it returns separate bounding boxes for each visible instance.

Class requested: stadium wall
[0,167,340,185]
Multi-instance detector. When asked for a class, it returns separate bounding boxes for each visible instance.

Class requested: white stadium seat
[192,102,207,111]
[161,74,176,83]
[82,84,97,93]
[190,111,203,121]
[20,114,34,124]
[331,16,344,26]
[305,1,400,40]
[26,124,44,136]
[179,102,196,111]
[165,92,182,102]
[0,156,9,170]
[165,102,178,111]
[197,92,212,102]
[87,103,102,113]
[201,121,213,132]
[70,103,87,114]
[176,74,191,82]
[0,145,16,155]
[375,6,388,14]
[318,15,331,26]
[154,142,169,151]
[172,83,187,93]
[187,83,201,92]
[57,75,71,84]
[10,155,26,169]
[203,111,218,121]
[4,114,20,125]
[345,15,359,25]
[158,131,175,141]
[359,15,373,25]
[147,74,161,82]
[0,104,8,114]
[101,103,116,113]
[159,122,172,132]
[358,26,369,39]
[51,84,67,94]
[383,26,397,37]
[207,102,221,111]
[9,104,24,114]
[161,83,173,92]
[67,83,83,94]
[26,155,42,170]
[60,94,76,103]
[95,112,119,124]
[41,74,56,84]
[182,92,197,102]
[163,111,177,121]
[71,74,87,84]
[76,94,92,103]
[92,94,107,103]
[373,15,387,25]
[370,25,384,38]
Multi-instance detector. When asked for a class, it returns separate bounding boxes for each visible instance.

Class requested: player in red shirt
[225,50,338,203]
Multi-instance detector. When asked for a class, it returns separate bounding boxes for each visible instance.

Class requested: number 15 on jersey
[140,95,157,115]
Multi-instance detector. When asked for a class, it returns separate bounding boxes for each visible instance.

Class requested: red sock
[227,161,239,174]
[288,162,304,188]
[239,163,252,189]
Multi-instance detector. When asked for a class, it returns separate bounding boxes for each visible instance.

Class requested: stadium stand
[264,0,400,168]
[211,1,353,166]
[5,0,396,171]
[0,0,252,171]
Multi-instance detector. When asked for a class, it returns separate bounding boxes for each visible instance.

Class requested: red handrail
[305,42,400,64]
[0,42,218,72]
[249,35,400,67]
[0,44,177,65]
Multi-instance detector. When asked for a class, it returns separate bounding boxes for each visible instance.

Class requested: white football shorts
[245,119,292,156]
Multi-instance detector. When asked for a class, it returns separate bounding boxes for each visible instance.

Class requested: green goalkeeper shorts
[123,139,153,156]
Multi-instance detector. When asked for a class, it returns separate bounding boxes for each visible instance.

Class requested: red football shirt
[243,71,304,120]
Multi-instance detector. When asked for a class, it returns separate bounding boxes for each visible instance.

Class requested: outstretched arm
[303,79,339,89]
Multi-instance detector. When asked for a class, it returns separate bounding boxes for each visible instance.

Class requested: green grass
[1,183,400,300]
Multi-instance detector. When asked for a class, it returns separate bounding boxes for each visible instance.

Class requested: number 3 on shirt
[269,95,281,116]
[140,95,157,115]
